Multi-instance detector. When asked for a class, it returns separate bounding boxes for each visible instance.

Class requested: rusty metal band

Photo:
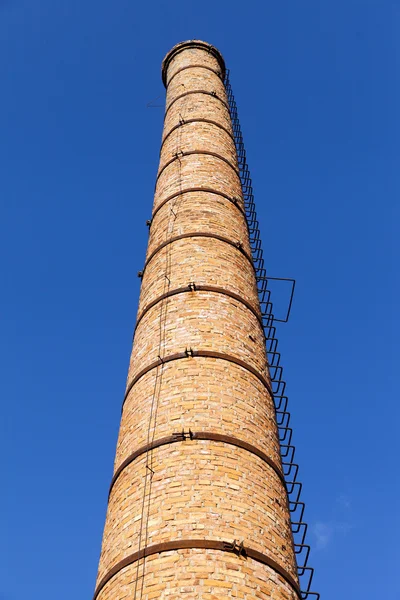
[134,285,263,332]
[165,90,230,120]
[93,539,301,600]
[141,233,254,277]
[166,64,223,87]
[160,118,235,152]
[151,187,245,220]
[109,432,285,497]
[156,150,240,183]
[122,350,272,410]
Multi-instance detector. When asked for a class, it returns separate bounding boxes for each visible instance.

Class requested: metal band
[151,187,245,220]
[141,233,254,277]
[166,64,223,88]
[122,350,272,410]
[109,431,285,497]
[93,539,301,600]
[156,150,240,183]
[160,118,235,152]
[165,90,230,120]
[134,285,263,332]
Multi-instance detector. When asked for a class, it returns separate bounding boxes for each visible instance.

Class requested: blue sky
[0,1,398,598]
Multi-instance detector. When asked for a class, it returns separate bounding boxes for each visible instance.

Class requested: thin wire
[133,93,189,600]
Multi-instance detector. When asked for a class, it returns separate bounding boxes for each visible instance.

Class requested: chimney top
[161,40,226,87]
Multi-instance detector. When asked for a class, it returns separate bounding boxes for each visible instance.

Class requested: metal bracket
[172,428,193,441]
[223,539,246,557]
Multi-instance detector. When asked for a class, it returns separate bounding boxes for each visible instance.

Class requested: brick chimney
[93,40,300,600]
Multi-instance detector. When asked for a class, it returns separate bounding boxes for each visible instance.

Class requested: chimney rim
[161,40,226,88]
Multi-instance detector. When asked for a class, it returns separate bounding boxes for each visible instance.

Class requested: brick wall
[94,40,299,600]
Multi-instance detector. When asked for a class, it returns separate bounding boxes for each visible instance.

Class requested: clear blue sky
[0,1,398,598]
